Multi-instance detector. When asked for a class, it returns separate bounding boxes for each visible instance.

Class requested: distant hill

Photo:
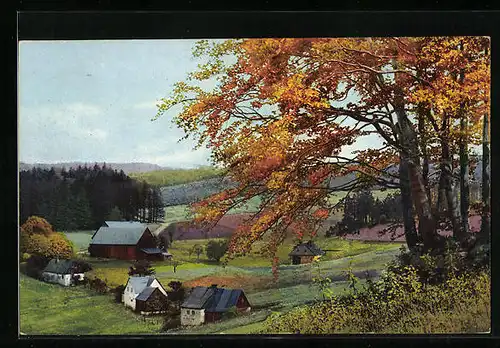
[19,162,170,174]
[161,176,235,206]
[130,166,224,187]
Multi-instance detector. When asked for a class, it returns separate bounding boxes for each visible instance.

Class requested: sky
[18,39,384,169]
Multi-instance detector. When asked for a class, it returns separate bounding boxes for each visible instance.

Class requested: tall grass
[261,269,490,334]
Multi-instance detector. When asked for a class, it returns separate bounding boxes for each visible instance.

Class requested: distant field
[130,167,223,187]
[64,231,94,252]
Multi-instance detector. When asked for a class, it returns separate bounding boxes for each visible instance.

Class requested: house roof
[90,225,150,245]
[288,241,325,257]
[140,248,163,255]
[43,259,77,274]
[103,221,144,228]
[126,276,155,294]
[135,286,166,301]
[181,286,247,312]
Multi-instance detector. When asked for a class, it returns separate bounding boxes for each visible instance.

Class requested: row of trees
[327,191,403,236]
[155,37,490,265]
[19,164,164,230]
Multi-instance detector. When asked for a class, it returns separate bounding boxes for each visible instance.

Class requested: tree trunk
[480,113,490,243]
[396,107,439,250]
[399,152,419,249]
[418,105,432,206]
[459,114,470,236]
[441,137,465,242]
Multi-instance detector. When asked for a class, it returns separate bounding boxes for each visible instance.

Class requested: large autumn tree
[155,37,490,267]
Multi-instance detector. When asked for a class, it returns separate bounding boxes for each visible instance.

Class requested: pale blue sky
[18,39,383,168]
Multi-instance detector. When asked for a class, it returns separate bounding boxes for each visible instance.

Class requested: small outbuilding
[181,285,251,326]
[288,240,325,265]
[41,259,86,287]
[122,276,169,315]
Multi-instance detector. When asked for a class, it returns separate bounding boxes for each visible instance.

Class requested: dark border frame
[6,9,500,348]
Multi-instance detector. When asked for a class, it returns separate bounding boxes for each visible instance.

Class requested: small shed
[288,241,325,265]
[181,285,251,326]
[122,276,168,314]
[41,259,86,287]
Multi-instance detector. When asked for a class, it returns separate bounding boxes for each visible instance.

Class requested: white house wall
[41,272,72,287]
[181,308,205,326]
[123,290,137,310]
[150,279,167,296]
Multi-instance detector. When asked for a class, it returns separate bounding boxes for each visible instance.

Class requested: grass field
[63,231,95,252]
[20,234,402,335]
[19,273,163,335]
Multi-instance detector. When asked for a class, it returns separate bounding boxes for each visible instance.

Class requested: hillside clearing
[19,274,163,335]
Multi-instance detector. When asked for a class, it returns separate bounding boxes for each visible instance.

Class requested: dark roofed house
[181,285,251,326]
[41,259,86,286]
[289,240,325,265]
[89,221,164,261]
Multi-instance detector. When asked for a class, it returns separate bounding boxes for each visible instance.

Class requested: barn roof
[181,286,247,312]
[289,241,325,257]
[90,225,150,245]
[140,248,163,255]
[43,259,77,274]
[103,221,144,228]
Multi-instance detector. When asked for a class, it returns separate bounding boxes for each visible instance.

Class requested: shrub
[46,233,74,259]
[20,252,31,262]
[25,255,50,279]
[20,216,54,237]
[20,216,74,259]
[128,260,155,276]
[86,277,109,294]
[262,268,490,334]
[112,285,126,303]
[389,241,488,286]
[206,240,228,262]
[262,243,491,334]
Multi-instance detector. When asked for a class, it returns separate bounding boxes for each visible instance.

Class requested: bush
[20,216,54,237]
[206,240,228,262]
[128,260,155,276]
[112,285,126,303]
[20,216,74,259]
[389,241,488,286]
[262,267,490,334]
[25,255,50,279]
[86,277,109,294]
[20,252,31,262]
[261,243,491,334]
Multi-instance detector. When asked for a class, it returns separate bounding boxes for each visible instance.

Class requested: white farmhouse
[41,259,86,287]
[122,275,168,312]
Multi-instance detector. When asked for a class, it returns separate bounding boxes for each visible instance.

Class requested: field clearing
[19,274,162,335]
[63,231,94,251]
[20,240,401,335]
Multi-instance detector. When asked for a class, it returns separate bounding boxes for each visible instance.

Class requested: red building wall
[89,228,158,261]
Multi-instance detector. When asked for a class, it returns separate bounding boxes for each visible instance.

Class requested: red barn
[88,221,165,261]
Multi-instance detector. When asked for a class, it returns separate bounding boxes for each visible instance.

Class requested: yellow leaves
[267,171,288,190]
